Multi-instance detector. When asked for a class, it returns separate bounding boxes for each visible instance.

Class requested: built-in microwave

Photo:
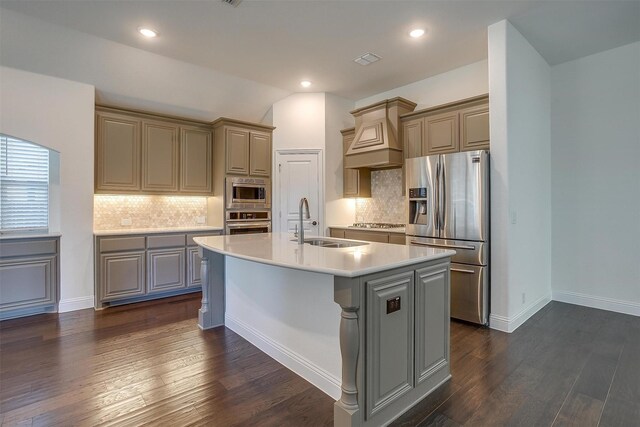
[226,177,271,209]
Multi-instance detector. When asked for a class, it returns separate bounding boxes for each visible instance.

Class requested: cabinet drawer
[329,229,346,239]
[99,237,145,253]
[147,234,186,249]
[0,239,58,258]
[344,230,389,243]
[389,234,406,245]
[187,231,220,246]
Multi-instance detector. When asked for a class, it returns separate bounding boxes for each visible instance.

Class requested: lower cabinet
[0,237,60,319]
[147,249,185,293]
[362,261,450,422]
[94,230,221,308]
[101,251,146,300]
[187,247,202,288]
[366,271,414,417]
[415,264,450,384]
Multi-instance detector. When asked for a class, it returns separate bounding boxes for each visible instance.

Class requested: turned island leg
[334,277,362,427]
[197,248,225,330]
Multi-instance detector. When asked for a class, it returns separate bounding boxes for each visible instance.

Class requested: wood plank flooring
[1,295,638,426]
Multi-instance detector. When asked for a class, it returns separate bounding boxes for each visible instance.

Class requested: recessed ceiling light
[300,80,312,88]
[138,27,158,38]
[409,29,425,38]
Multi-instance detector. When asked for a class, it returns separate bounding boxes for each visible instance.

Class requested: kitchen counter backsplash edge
[94,226,224,236]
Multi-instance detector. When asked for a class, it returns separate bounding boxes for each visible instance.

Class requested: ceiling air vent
[354,52,381,66]
[221,0,242,7]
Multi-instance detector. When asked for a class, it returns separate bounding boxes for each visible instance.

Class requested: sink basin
[292,238,369,248]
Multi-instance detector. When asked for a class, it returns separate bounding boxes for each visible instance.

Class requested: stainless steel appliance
[406,150,489,325]
[226,177,271,209]
[225,210,271,235]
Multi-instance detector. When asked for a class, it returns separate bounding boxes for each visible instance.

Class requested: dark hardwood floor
[1,295,638,426]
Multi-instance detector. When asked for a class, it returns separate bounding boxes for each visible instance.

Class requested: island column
[334,276,363,427]
[197,248,226,329]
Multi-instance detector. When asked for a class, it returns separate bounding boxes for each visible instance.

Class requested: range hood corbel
[345,97,417,169]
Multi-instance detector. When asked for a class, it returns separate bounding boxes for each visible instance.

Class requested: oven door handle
[226,221,272,228]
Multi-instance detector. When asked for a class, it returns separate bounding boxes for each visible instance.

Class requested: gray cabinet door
[141,120,179,192]
[415,264,450,384]
[96,112,141,191]
[101,251,145,300]
[366,270,414,418]
[181,126,213,193]
[147,249,185,293]
[187,247,202,288]
[249,132,271,176]
[0,256,57,311]
[460,104,490,151]
[225,128,250,175]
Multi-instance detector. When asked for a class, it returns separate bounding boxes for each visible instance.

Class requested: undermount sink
[293,238,369,248]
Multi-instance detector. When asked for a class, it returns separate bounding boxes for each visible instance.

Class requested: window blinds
[0,135,50,231]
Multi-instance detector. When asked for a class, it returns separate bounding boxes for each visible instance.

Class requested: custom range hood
[345,97,417,169]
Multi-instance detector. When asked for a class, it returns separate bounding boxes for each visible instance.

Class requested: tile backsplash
[355,169,406,224]
[94,195,208,230]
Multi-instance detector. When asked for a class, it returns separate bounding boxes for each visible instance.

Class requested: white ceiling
[2,0,638,101]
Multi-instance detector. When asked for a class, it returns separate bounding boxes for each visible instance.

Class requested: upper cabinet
[96,112,141,192]
[460,104,490,151]
[212,118,274,178]
[141,120,179,192]
[180,126,213,193]
[341,128,371,198]
[95,107,213,195]
[401,95,489,159]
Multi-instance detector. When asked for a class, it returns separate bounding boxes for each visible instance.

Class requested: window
[0,135,50,232]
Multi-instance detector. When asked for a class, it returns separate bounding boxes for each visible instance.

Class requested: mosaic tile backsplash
[94,195,208,230]
[355,169,406,224]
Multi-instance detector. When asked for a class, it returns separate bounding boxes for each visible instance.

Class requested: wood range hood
[345,97,417,169]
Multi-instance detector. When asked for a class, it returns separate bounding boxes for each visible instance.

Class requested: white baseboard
[552,290,640,317]
[225,314,341,400]
[58,295,94,313]
[490,293,551,333]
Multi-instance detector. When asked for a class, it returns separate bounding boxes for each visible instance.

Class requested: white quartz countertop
[94,226,224,236]
[194,232,454,278]
[329,224,406,234]
[0,232,62,240]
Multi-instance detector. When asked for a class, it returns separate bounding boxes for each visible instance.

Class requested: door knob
[311,220,318,226]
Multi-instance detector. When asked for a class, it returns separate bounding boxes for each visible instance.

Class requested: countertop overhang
[194,232,454,278]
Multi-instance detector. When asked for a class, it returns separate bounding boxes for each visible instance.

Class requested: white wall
[0,7,289,123]
[324,94,356,228]
[488,21,552,332]
[225,258,341,399]
[272,93,355,233]
[0,67,95,311]
[551,41,640,315]
[355,60,488,110]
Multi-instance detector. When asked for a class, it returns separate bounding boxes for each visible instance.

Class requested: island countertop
[193,232,455,278]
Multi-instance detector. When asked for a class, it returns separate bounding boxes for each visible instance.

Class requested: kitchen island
[193,232,454,427]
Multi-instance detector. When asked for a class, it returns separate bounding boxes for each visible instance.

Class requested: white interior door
[274,150,323,235]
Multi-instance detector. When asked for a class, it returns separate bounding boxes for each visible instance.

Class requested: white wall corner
[58,295,95,313]
[490,293,551,333]
[552,290,640,317]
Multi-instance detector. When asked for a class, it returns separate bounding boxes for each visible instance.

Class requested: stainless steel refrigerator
[405,150,489,325]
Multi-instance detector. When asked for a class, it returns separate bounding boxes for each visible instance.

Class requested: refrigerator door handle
[451,267,476,274]
[435,161,440,231]
[409,240,476,250]
[440,159,446,231]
